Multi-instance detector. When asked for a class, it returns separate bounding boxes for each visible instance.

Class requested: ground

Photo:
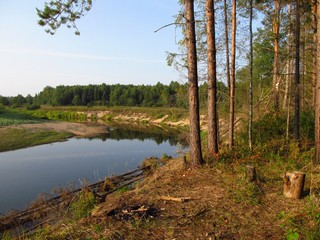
[36,157,318,240]
[7,121,107,137]
[6,121,109,137]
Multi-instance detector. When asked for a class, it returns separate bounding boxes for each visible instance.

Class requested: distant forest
[0,81,228,109]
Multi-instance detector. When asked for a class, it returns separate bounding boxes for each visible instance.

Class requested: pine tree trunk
[249,0,253,150]
[301,12,306,109]
[185,0,203,166]
[283,5,292,112]
[312,1,317,107]
[272,0,280,112]
[229,0,236,150]
[315,0,320,164]
[206,0,218,155]
[294,0,300,141]
[284,4,292,141]
[224,0,231,92]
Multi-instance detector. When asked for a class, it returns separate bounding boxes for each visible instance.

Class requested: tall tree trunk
[315,0,320,164]
[224,0,231,92]
[185,0,203,166]
[283,15,292,111]
[285,4,293,141]
[206,0,218,155]
[249,0,253,150]
[272,0,280,112]
[294,0,300,141]
[229,0,236,150]
[301,11,306,109]
[312,1,317,107]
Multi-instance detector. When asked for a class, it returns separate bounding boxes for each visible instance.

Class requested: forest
[0,81,227,109]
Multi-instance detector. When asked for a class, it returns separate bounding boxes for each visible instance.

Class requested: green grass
[0,109,42,126]
[0,128,72,152]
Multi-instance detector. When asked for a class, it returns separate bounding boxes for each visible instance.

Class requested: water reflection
[0,124,186,214]
[93,124,184,147]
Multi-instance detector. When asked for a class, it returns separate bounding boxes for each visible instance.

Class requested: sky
[0,1,183,97]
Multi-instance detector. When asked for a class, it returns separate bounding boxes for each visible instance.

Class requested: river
[0,124,185,214]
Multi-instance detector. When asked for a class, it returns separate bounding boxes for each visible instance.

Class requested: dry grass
[18,155,320,240]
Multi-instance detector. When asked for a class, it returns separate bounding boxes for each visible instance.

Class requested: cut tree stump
[283,171,306,199]
[245,165,256,182]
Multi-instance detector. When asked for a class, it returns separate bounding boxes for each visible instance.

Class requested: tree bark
[229,0,236,150]
[315,0,320,164]
[206,0,218,155]
[283,171,306,199]
[272,0,280,112]
[294,0,300,141]
[312,1,317,108]
[224,0,231,93]
[283,4,292,111]
[285,4,292,141]
[185,0,203,166]
[249,0,253,151]
[246,165,256,182]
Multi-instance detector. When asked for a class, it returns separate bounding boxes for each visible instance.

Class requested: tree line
[0,81,228,109]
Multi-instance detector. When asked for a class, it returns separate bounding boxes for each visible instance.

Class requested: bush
[25,104,40,110]
[238,110,315,147]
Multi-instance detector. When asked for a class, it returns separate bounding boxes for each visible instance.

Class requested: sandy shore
[6,121,109,137]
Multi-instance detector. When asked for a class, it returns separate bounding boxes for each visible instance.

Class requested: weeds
[69,190,96,220]
[0,109,42,126]
[231,177,262,205]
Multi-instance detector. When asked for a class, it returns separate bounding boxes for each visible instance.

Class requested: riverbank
[2,155,316,239]
[0,106,190,153]
[0,121,110,152]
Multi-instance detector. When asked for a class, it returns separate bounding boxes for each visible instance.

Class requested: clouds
[0,47,165,64]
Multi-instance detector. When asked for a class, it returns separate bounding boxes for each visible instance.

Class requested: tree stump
[283,171,306,199]
[245,165,256,182]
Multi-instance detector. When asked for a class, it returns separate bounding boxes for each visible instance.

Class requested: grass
[0,109,42,126]
[0,108,74,152]
[0,128,72,152]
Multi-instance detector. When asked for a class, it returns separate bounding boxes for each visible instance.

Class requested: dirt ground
[41,157,314,240]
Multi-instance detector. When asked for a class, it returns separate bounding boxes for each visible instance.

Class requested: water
[0,125,185,214]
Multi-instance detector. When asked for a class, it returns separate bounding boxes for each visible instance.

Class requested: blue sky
[0,1,182,96]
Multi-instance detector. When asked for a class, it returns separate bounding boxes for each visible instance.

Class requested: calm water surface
[0,126,184,214]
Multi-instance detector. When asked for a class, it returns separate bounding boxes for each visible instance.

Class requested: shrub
[25,104,40,110]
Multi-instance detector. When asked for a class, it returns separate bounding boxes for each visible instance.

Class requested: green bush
[25,104,40,110]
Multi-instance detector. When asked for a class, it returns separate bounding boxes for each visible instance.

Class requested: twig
[154,22,183,33]
[159,196,191,202]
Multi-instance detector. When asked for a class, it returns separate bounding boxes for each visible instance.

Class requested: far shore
[13,121,110,137]
[0,121,110,153]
